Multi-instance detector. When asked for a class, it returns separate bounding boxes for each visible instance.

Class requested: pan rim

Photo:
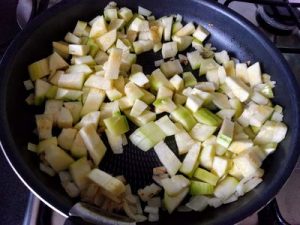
[0,0,300,224]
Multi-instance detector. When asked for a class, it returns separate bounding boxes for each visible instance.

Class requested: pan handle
[258,199,291,225]
[64,216,95,225]
[64,202,136,225]
[28,197,135,225]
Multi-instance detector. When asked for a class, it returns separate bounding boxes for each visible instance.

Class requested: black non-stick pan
[1,0,300,225]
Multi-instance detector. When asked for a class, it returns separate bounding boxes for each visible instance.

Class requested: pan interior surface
[0,0,299,225]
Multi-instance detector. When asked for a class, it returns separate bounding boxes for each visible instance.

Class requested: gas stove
[0,0,300,225]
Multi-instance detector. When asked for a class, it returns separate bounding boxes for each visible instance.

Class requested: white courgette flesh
[170,105,197,131]
[186,195,208,212]
[187,51,202,70]
[193,25,210,42]
[175,130,195,155]
[28,58,50,81]
[80,89,105,116]
[180,142,201,177]
[155,115,180,136]
[88,169,125,197]
[233,147,263,177]
[161,175,190,196]
[149,68,173,91]
[104,47,122,79]
[162,16,173,41]
[164,187,189,214]
[214,176,239,200]
[84,75,113,90]
[217,119,234,148]
[71,132,87,158]
[172,35,193,52]
[58,72,86,90]
[170,74,184,91]
[193,168,219,186]
[225,76,250,102]
[69,157,91,190]
[44,145,74,172]
[37,137,57,154]
[175,22,195,36]
[190,123,217,142]
[75,111,101,129]
[58,128,77,150]
[162,41,178,59]
[130,99,148,117]
[199,145,215,170]
[247,62,262,87]
[130,122,166,151]
[35,114,53,140]
[211,156,229,177]
[79,124,106,166]
[129,72,149,87]
[105,129,123,154]
[154,141,182,176]
[35,79,52,105]
[160,60,183,78]
[25,1,288,222]
[254,121,287,145]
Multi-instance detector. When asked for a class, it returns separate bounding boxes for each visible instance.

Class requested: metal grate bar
[223,0,300,54]
[277,47,300,53]
[224,0,300,7]
[286,5,300,28]
[224,0,300,29]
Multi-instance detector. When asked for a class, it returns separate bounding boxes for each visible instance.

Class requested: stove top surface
[0,152,29,225]
[0,0,300,225]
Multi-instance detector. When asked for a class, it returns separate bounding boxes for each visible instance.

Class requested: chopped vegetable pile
[25,1,288,222]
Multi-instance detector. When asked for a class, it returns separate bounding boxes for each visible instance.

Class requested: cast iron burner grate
[0,1,297,225]
[223,0,300,53]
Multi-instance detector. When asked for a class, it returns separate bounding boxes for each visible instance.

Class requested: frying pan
[0,0,300,224]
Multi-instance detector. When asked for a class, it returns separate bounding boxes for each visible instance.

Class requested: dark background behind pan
[0,0,300,225]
